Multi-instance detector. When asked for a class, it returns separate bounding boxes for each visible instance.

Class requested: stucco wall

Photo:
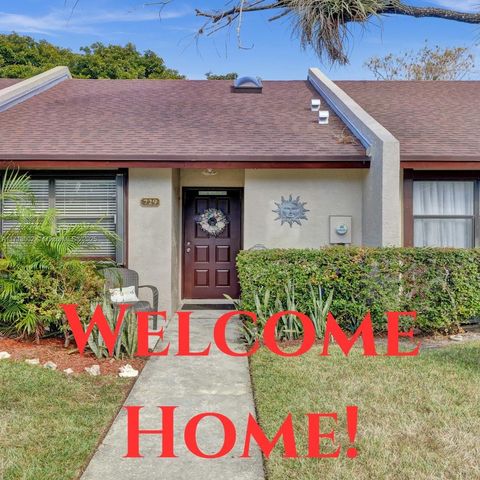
[128,168,176,313]
[244,169,365,249]
[171,169,181,312]
[308,68,401,246]
[180,169,245,187]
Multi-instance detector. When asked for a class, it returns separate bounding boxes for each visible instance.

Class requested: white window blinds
[1,175,123,260]
[55,179,118,258]
[1,179,50,231]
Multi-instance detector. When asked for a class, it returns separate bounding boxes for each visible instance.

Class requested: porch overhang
[0,154,370,169]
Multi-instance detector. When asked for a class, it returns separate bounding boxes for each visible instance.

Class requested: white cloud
[433,1,480,11]
[0,7,191,35]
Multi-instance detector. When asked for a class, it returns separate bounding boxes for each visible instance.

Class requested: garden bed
[0,336,146,376]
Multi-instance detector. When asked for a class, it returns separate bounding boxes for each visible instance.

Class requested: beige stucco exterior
[308,68,402,247]
[128,167,367,309]
[128,168,178,313]
[244,169,364,249]
[180,169,245,188]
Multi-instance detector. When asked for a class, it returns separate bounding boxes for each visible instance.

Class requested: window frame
[404,170,480,248]
[0,170,127,264]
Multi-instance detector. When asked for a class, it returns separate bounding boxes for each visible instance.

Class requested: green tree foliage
[365,43,476,80]
[0,33,184,79]
[205,71,238,80]
[0,32,75,78]
[73,42,184,79]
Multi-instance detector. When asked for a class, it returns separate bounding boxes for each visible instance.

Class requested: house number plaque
[140,197,160,207]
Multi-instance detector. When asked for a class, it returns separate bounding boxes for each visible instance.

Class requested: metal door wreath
[197,208,229,236]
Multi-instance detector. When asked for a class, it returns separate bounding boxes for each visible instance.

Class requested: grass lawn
[250,341,480,480]
[0,361,131,480]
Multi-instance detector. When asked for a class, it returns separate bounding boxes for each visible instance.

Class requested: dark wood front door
[183,188,242,299]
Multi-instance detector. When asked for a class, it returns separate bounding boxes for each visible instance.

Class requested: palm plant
[0,168,32,204]
[0,173,117,341]
[1,208,117,269]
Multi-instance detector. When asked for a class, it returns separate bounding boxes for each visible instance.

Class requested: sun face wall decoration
[273,194,309,227]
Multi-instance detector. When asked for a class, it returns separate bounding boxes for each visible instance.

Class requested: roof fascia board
[0,66,71,113]
[308,67,398,153]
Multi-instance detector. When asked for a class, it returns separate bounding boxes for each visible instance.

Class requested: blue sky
[0,1,478,79]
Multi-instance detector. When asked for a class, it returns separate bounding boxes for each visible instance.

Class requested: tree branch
[194,1,480,63]
[380,3,480,23]
[196,1,480,25]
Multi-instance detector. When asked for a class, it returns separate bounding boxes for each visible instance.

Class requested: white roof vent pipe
[311,99,321,111]
[318,110,330,125]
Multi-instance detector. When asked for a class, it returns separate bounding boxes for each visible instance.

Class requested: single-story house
[1,66,479,313]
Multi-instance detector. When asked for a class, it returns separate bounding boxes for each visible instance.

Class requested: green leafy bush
[0,259,103,341]
[237,248,480,333]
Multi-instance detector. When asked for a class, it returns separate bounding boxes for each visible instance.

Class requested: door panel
[183,189,242,299]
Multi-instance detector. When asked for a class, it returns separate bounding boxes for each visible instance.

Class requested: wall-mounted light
[202,169,218,176]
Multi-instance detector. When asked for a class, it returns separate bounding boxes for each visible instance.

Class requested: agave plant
[86,293,138,359]
[308,284,334,339]
[236,280,334,346]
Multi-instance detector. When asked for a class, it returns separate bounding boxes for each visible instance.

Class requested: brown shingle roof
[0,79,366,164]
[338,81,480,161]
[0,79,20,89]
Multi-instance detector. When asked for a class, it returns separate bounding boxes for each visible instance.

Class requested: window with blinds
[1,179,50,231]
[0,174,124,261]
[55,179,118,258]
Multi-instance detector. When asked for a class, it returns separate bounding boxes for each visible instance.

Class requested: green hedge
[237,248,480,333]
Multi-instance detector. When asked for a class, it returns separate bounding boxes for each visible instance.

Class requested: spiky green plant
[237,280,334,346]
[86,292,139,359]
[308,284,334,338]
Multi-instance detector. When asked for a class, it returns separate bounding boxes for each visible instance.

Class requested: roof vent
[232,76,263,93]
[318,110,330,125]
[311,99,321,111]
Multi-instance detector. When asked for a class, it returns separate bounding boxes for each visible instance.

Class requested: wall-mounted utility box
[329,216,352,244]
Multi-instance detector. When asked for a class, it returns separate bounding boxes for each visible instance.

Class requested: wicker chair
[102,267,159,329]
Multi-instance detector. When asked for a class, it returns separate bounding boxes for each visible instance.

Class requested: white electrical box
[329,216,352,244]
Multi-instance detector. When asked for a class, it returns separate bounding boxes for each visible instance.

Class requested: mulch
[0,336,146,376]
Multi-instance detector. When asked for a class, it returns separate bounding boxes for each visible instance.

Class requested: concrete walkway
[81,310,265,480]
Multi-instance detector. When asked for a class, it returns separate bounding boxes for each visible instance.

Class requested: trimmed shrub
[236,248,480,333]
